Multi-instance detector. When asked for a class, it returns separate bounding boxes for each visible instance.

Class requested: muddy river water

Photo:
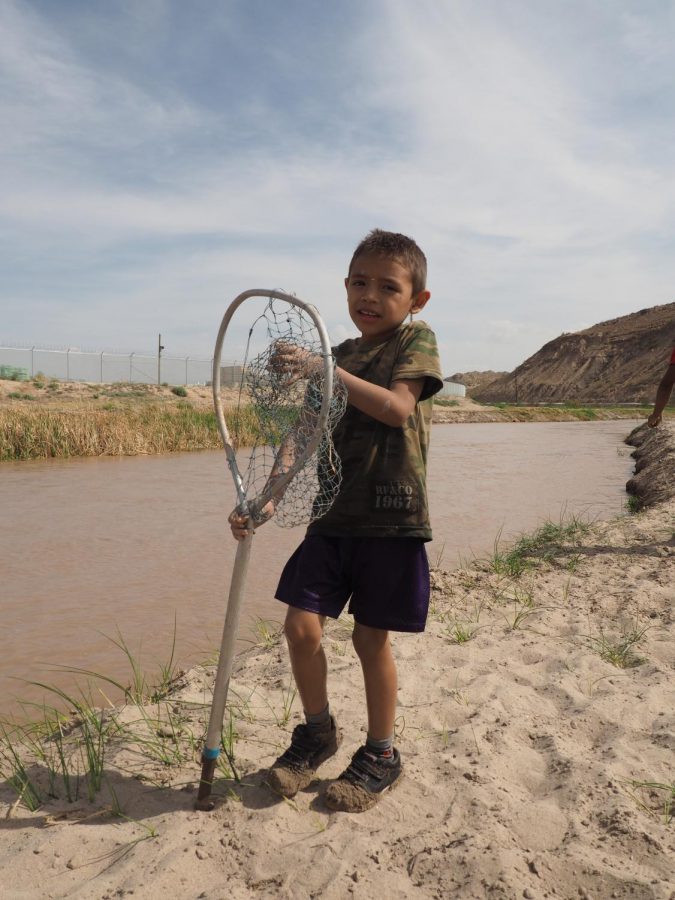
[1,420,639,717]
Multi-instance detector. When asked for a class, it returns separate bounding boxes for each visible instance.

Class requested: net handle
[196,290,334,810]
[212,288,335,514]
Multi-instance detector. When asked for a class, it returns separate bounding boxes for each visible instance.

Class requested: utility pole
[158,334,164,385]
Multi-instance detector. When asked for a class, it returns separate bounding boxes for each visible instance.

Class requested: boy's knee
[284,610,323,653]
[352,623,389,661]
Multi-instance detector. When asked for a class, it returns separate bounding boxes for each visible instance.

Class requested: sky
[2,0,675,375]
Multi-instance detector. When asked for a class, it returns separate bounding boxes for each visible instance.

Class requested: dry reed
[0,404,260,460]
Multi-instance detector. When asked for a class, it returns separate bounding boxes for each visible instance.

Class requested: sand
[1,424,674,899]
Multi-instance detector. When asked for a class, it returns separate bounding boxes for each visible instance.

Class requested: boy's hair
[348,229,427,295]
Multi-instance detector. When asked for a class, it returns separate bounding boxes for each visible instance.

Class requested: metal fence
[0,342,225,386]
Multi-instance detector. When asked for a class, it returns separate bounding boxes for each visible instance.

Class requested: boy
[647,346,675,427]
[230,229,443,812]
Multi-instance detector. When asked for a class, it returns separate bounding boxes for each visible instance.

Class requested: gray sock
[366,734,394,756]
[305,704,331,733]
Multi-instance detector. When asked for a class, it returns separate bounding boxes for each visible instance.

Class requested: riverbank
[432,395,656,423]
[0,377,659,460]
[1,423,673,898]
[0,380,245,459]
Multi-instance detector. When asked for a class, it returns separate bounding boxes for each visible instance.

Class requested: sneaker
[324,745,402,812]
[266,716,341,798]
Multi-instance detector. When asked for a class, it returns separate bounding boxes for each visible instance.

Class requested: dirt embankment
[473,300,675,405]
[0,379,654,424]
[431,396,652,423]
[0,377,219,409]
[626,421,675,508]
[0,379,659,463]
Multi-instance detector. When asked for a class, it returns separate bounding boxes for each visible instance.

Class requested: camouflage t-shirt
[308,320,443,540]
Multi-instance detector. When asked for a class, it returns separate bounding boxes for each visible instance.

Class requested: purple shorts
[275,535,430,633]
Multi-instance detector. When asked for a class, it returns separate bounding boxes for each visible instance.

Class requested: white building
[436,378,466,398]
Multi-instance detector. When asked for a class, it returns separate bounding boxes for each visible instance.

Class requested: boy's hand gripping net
[197,289,346,809]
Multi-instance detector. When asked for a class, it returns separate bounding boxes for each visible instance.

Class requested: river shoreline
[1,423,673,897]
[432,399,654,424]
[0,377,661,461]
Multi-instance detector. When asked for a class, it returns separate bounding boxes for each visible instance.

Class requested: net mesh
[223,297,347,527]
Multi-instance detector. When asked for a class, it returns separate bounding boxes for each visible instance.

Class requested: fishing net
[225,298,347,527]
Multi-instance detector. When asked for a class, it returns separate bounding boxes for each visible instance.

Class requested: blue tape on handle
[203,747,220,760]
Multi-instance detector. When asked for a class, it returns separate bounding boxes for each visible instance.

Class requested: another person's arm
[647,363,675,427]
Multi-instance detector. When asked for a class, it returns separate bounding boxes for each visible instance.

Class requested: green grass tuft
[585,623,650,668]
[488,516,592,577]
[625,494,641,514]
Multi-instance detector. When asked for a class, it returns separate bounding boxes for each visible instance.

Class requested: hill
[447,370,508,396]
[473,301,675,404]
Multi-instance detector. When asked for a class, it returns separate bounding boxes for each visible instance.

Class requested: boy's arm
[267,342,430,426]
[647,364,675,427]
[335,366,425,427]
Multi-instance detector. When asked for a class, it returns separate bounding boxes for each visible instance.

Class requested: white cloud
[0,1,202,163]
[1,0,675,375]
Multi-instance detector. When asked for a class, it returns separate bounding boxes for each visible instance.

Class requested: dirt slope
[447,370,508,395]
[473,301,675,404]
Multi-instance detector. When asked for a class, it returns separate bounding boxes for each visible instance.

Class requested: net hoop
[211,288,335,516]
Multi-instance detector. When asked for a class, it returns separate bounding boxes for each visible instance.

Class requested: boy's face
[345,253,430,342]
